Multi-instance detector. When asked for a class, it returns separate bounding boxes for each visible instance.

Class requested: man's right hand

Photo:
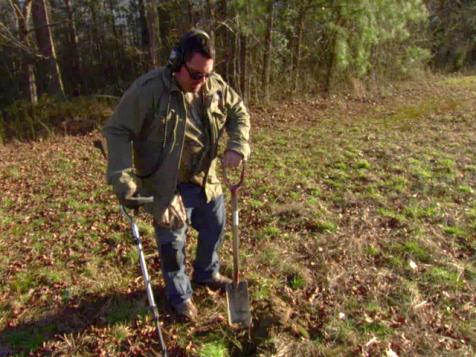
[112,170,142,208]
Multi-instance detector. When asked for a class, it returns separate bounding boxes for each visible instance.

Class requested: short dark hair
[180,30,215,63]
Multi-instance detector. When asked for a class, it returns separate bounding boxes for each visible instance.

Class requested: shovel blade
[226,281,252,327]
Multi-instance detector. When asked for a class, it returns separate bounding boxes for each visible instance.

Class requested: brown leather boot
[193,273,232,292]
[173,299,198,321]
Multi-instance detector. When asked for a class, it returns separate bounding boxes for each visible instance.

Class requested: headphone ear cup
[168,46,182,71]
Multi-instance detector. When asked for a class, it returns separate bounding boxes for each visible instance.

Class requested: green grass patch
[443,225,466,238]
[39,268,66,285]
[0,208,16,226]
[356,159,371,170]
[2,327,51,351]
[10,271,40,293]
[457,185,474,194]
[408,158,433,180]
[423,267,464,290]
[248,198,265,208]
[403,201,439,220]
[360,321,393,338]
[365,244,381,257]
[383,176,408,193]
[434,157,456,173]
[124,247,139,266]
[258,249,280,267]
[323,317,359,345]
[386,255,405,270]
[439,75,476,87]
[66,199,92,212]
[257,225,281,240]
[198,336,229,357]
[309,219,337,233]
[401,239,432,263]
[468,206,476,220]
[105,298,148,324]
[110,323,130,342]
[2,165,21,180]
[463,265,476,283]
[378,207,407,226]
[288,274,306,290]
[251,277,273,301]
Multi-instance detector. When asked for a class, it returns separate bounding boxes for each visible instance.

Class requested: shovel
[223,163,252,327]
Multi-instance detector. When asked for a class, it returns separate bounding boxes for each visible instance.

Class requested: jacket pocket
[155,193,187,230]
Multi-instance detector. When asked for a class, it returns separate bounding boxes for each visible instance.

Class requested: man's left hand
[222,150,243,168]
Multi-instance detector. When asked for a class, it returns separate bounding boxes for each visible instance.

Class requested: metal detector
[121,199,168,357]
[93,140,168,355]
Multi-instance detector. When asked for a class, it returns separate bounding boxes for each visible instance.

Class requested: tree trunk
[292,5,305,92]
[63,0,82,95]
[205,0,216,47]
[107,0,121,75]
[32,0,64,96]
[324,34,337,94]
[217,0,230,81]
[262,0,275,102]
[157,4,171,60]
[89,1,104,65]
[12,0,38,104]
[325,9,343,94]
[138,0,148,48]
[239,33,247,103]
[186,0,195,28]
[145,0,160,68]
[233,25,239,91]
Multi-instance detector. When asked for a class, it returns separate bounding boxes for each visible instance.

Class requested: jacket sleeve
[102,81,150,185]
[224,84,251,159]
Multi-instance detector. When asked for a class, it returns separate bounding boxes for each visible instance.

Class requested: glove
[112,170,142,208]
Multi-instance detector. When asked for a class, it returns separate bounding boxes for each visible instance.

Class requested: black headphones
[168,29,211,72]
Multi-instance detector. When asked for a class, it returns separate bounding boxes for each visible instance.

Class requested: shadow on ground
[0,288,174,355]
[0,287,284,356]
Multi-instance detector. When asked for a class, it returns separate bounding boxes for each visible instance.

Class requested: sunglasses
[184,63,212,81]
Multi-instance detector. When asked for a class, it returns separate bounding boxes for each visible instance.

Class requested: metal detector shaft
[121,204,168,357]
[230,188,240,287]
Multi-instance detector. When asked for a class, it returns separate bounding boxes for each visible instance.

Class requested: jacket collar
[161,66,182,93]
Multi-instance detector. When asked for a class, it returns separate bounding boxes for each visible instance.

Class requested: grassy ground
[0,75,475,356]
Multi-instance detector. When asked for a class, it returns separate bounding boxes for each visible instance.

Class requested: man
[103,30,251,321]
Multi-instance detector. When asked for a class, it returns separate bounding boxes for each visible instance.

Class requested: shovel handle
[223,164,245,286]
[223,162,245,193]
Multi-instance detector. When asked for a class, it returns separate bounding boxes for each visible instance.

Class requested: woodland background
[1,1,475,113]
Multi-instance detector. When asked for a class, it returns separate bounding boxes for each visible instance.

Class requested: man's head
[169,30,215,93]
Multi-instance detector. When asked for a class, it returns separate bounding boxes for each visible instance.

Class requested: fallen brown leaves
[1,76,476,356]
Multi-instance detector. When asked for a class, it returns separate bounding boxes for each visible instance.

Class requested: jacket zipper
[173,91,188,193]
[202,92,218,188]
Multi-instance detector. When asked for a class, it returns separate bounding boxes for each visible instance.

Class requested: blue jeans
[154,184,225,306]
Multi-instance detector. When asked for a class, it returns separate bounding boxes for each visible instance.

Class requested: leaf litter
[0,76,475,356]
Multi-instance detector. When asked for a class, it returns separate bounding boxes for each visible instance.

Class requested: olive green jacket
[102,66,250,219]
